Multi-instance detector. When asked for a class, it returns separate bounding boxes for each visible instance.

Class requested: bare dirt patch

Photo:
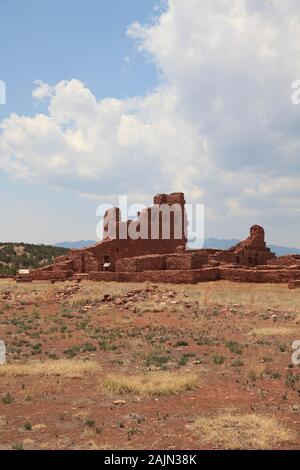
[0,280,299,450]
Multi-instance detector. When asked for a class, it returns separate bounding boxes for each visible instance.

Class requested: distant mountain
[268,244,300,256]
[53,240,96,249]
[203,237,240,250]
[53,238,300,256]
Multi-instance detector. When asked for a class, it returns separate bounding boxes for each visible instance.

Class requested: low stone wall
[193,268,220,282]
[30,270,73,281]
[16,275,33,283]
[288,280,300,289]
[267,255,300,266]
[89,272,122,282]
[28,265,300,285]
[88,267,300,284]
[116,255,166,273]
[219,267,300,283]
[166,254,194,270]
[89,270,196,284]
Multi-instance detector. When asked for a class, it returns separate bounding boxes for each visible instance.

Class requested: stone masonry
[30,192,300,285]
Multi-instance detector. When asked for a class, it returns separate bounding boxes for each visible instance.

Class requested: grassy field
[0,279,299,450]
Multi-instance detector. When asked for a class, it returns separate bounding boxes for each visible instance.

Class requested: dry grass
[192,413,295,449]
[0,280,53,303]
[103,371,199,397]
[0,360,99,378]
[174,281,300,312]
[2,279,300,312]
[69,281,147,306]
[250,327,298,337]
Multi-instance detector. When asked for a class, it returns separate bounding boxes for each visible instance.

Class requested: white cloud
[1,0,300,241]
[32,80,54,100]
[0,78,209,198]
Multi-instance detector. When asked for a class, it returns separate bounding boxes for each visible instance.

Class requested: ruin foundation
[30,192,300,285]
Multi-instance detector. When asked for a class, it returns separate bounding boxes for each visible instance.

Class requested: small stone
[291,404,300,412]
[113,399,127,406]
[32,424,46,431]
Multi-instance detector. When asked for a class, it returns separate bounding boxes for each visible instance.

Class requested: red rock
[288,280,300,289]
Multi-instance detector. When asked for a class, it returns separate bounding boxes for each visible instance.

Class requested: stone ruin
[29,192,300,285]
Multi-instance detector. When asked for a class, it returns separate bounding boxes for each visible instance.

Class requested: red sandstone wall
[166,254,194,270]
[31,270,72,281]
[192,268,220,282]
[267,255,300,266]
[29,194,293,285]
[89,268,220,284]
[288,280,300,289]
[52,261,74,272]
[89,270,196,284]
[74,237,187,274]
[219,267,300,283]
[88,267,300,285]
[116,255,166,273]
[230,225,275,266]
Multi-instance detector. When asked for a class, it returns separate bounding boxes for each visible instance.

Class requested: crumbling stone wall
[267,255,300,266]
[29,193,298,285]
[116,254,167,273]
[229,225,275,266]
[46,192,188,276]
[88,267,300,284]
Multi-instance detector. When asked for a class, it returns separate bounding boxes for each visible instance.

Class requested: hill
[0,243,68,276]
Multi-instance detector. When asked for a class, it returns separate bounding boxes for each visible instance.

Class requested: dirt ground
[0,279,299,450]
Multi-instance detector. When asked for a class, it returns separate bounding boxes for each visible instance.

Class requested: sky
[0,0,300,247]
